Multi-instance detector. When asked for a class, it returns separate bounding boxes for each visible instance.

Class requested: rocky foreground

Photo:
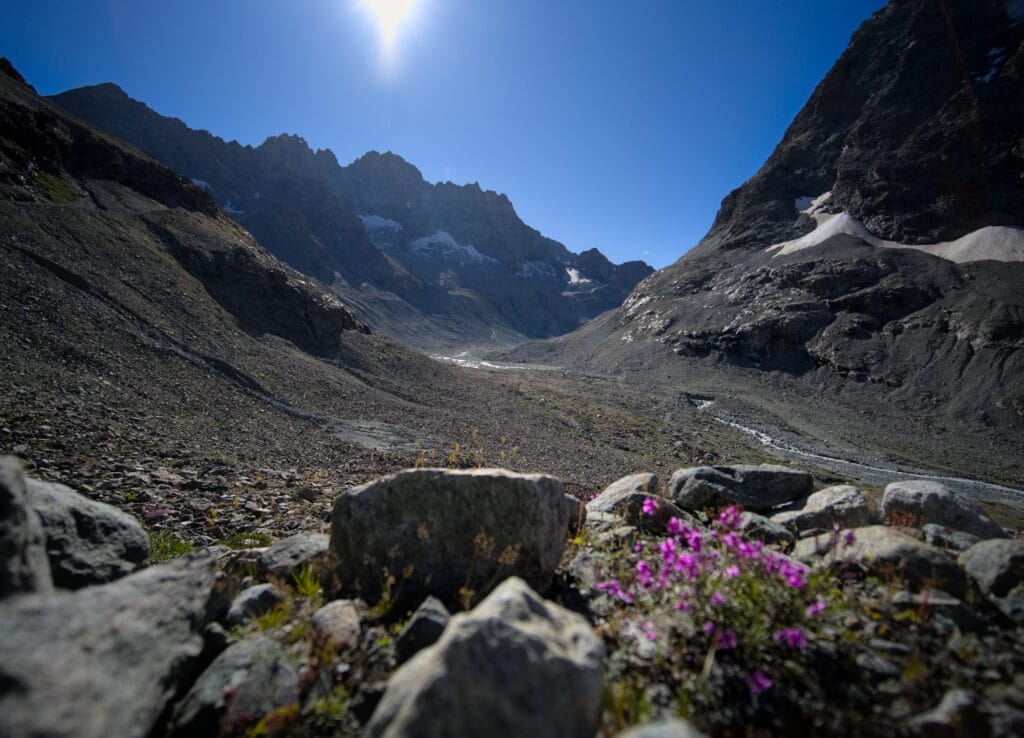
[2,455,1022,738]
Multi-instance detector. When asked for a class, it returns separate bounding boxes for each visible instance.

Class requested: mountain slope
[542,0,1024,437]
[50,84,653,348]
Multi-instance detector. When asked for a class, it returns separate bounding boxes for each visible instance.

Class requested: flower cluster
[597,504,846,698]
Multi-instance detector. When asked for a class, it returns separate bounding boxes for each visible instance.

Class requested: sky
[1,0,886,269]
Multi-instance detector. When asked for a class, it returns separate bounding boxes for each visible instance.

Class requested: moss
[149,532,194,563]
[36,172,78,204]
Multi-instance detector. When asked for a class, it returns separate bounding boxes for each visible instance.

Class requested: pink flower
[844,529,857,547]
[721,531,740,550]
[675,599,691,612]
[596,579,634,603]
[667,517,686,534]
[724,565,741,578]
[718,629,738,649]
[703,621,715,635]
[773,627,808,649]
[710,590,726,606]
[738,541,761,560]
[684,529,703,552]
[718,506,742,529]
[642,497,659,516]
[805,599,826,617]
[636,559,655,588]
[659,538,677,565]
[748,670,773,695]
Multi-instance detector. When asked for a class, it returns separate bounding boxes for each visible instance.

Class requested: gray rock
[617,717,706,738]
[366,577,604,738]
[958,539,1024,597]
[738,511,794,548]
[0,456,52,597]
[168,636,301,738]
[258,532,329,579]
[0,555,232,738]
[794,525,969,598]
[771,485,876,533]
[921,524,982,553]
[891,591,988,634]
[908,688,988,738]
[312,599,361,649]
[395,596,450,664]
[586,473,691,533]
[226,583,286,627]
[25,477,149,588]
[668,465,812,513]
[882,481,1005,539]
[330,469,572,610]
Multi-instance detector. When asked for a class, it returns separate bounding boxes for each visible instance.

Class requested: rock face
[668,465,813,513]
[50,86,653,348]
[881,481,1006,539]
[559,0,1024,435]
[329,469,572,610]
[0,457,52,596]
[24,477,149,588]
[0,555,232,738]
[257,532,330,579]
[366,577,605,738]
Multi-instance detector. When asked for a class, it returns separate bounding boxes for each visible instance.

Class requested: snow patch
[768,213,1024,264]
[566,267,592,285]
[409,231,497,264]
[359,214,403,232]
[190,178,212,192]
[795,191,832,216]
[515,260,558,279]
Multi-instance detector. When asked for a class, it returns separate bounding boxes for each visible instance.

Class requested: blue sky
[1,0,885,268]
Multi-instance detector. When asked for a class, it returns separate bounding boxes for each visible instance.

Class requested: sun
[360,0,419,51]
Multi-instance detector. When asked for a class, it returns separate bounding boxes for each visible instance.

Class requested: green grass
[223,532,274,549]
[148,532,194,563]
[36,172,78,204]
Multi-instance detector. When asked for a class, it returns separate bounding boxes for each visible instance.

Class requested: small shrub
[293,563,323,602]
[223,532,274,550]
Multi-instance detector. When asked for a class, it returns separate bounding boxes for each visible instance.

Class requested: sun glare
[361,0,419,52]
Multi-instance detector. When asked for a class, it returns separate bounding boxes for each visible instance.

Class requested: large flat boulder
[668,464,813,513]
[366,576,604,738]
[329,469,572,610]
[0,555,232,738]
[25,477,149,588]
[0,457,52,597]
[881,481,1005,539]
[771,485,876,533]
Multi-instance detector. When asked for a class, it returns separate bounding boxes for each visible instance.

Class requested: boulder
[0,555,232,738]
[794,525,969,598]
[668,465,812,513]
[908,688,988,738]
[168,636,301,738]
[958,539,1024,597]
[311,599,361,649]
[366,577,604,738]
[257,532,330,579]
[881,481,1005,539]
[394,596,450,664]
[226,583,286,627]
[25,477,149,588]
[617,718,707,738]
[738,512,794,548]
[0,456,52,597]
[329,469,572,610]
[771,485,876,533]
[921,524,981,553]
[586,473,692,533]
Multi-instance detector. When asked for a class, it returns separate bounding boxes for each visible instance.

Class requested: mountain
[535,0,1024,436]
[50,84,653,348]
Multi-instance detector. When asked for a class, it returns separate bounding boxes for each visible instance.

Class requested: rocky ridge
[532,0,1024,438]
[50,85,653,348]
